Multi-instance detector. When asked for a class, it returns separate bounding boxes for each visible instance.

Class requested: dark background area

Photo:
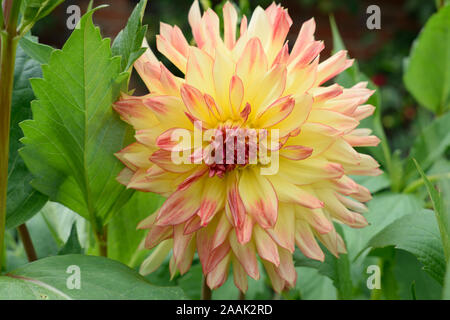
[32,0,437,157]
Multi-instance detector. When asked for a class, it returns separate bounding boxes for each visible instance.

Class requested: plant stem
[0,0,21,273]
[238,291,246,300]
[403,172,450,193]
[94,226,108,257]
[18,224,38,262]
[201,277,212,300]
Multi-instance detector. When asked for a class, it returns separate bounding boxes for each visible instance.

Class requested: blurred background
[31,0,437,162]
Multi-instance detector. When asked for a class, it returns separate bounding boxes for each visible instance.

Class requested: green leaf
[404,5,450,114]
[295,267,337,300]
[6,44,48,230]
[57,224,83,255]
[20,0,65,30]
[20,9,134,230]
[393,250,441,300]
[19,35,53,64]
[413,159,450,261]
[0,255,186,299]
[111,0,148,72]
[406,113,450,179]
[369,211,446,284]
[344,193,424,260]
[39,202,88,248]
[108,192,165,267]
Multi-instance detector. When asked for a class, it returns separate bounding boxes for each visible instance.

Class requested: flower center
[206,126,258,178]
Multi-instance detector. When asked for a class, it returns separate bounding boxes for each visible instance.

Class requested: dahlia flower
[114,0,381,293]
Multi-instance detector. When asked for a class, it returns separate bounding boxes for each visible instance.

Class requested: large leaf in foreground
[6,45,48,229]
[0,255,185,300]
[369,211,446,284]
[20,10,133,229]
[404,5,450,114]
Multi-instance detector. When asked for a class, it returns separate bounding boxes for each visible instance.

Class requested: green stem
[0,0,21,273]
[404,172,450,193]
[18,223,38,262]
[94,226,108,257]
[201,277,212,300]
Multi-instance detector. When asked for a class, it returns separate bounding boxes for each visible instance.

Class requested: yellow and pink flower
[114,0,381,292]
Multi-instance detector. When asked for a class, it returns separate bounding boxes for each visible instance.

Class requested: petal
[212,49,235,118]
[308,108,359,134]
[156,35,187,73]
[294,219,324,261]
[206,253,231,290]
[251,64,287,117]
[275,247,297,287]
[266,203,296,252]
[256,96,294,128]
[279,145,313,161]
[239,168,278,229]
[229,231,260,280]
[232,256,248,293]
[278,158,344,185]
[114,95,158,130]
[150,149,194,173]
[115,142,152,170]
[271,93,313,137]
[261,259,285,293]
[197,176,226,226]
[186,47,215,97]
[229,75,245,116]
[236,38,268,104]
[180,84,214,124]
[267,175,323,209]
[139,239,173,275]
[223,2,238,49]
[289,18,316,64]
[315,50,354,86]
[155,177,204,226]
[254,225,280,266]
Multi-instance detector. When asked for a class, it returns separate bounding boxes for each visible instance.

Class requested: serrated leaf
[0,255,186,300]
[111,0,148,72]
[369,211,446,284]
[19,35,53,64]
[404,5,450,114]
[20,10,134,230]
[6,44,48,230]
[108,192,165,267]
